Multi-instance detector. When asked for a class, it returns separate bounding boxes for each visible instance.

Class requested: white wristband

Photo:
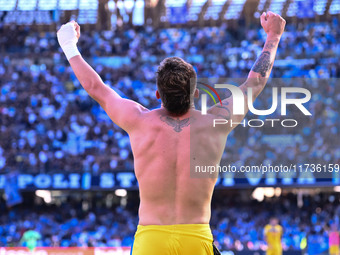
[61,43,81,61]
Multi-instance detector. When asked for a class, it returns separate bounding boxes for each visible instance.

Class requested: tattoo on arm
[264,40,278,50]
[160,116,194,132]
[251,51,272,77]
[241,86,248,96]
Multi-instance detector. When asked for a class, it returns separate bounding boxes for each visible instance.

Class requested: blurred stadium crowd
[0,19,340,174]
[211,193,340,254]
[0,194,138,248]
[0,192,339,254]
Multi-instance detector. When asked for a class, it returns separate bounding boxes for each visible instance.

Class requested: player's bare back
[129,108,227,225]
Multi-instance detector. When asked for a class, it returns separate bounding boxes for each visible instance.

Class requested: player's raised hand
[57,21,81,61]
[260,11,286,37]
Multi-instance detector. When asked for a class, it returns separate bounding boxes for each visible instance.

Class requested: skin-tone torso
[129,108,228,225]
[60,11,285,226]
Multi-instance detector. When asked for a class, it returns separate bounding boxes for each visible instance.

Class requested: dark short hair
[156,57,197,115]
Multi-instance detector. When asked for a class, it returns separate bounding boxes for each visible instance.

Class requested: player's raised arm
[57,21,148,133]
[209,11,286,129]
[244,11,285,98]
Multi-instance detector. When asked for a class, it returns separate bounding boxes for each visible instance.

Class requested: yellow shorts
[330,245,340,255]
[131,224,215,255]
[266,248,282,255]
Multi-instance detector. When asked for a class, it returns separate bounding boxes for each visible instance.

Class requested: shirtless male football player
[57,11,285,255]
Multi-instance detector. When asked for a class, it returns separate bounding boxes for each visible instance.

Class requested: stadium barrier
[0,247,131,255]
[219,251,302,255]
[0,248,303,255]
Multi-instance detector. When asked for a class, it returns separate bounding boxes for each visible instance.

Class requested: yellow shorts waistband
[136,224,213,242]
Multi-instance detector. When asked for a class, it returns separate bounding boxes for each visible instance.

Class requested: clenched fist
[57,21,81,61]
[260,11,286,37]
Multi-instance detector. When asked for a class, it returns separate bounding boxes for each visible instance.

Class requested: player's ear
[156,90,161,99]
[194,88,199,98]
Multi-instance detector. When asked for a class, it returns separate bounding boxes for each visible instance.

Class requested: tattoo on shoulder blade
[215,105,231,120]
[160,116,194,132]
[251,51,272,77]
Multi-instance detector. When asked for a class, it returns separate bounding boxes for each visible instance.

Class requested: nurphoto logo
[199,83,312,128]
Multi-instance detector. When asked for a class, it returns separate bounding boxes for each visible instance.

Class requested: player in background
[328,223,340,255]
[264,217,283,255]
[20,228,42,252]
